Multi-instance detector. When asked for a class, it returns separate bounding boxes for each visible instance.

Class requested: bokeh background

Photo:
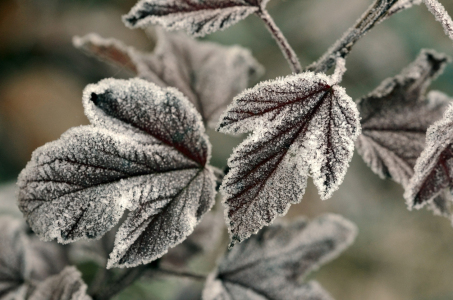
[1,0,453,299]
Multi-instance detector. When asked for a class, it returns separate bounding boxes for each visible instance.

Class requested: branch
[256,9,302,73]
[423,0,453,41]
[306,0,400,73]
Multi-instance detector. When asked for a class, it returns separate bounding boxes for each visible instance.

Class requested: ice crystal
[18,78,216,268]
[356,49,450,188]
[123,0,270,36]
[218,71,360,245]
[74,30,263,127]
[202,214,357,300]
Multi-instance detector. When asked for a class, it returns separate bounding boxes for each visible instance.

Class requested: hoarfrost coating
[17,78,216,268]
[217,71,360,245]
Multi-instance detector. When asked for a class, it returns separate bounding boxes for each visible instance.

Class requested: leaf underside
[74,30,263,127]
[218,72,360,245]
[18,78,216,268]
[202,214,357,300]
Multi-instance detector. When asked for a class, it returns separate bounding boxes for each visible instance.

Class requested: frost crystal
[217,72,360,244]
[405,102,453,210]
[356,50,450,188]
[28,267,90,300]
[423,0,453,41]
[123,0,269,36]
[202,214,357,300]
[74,31,263,127]
[18,78,216,268]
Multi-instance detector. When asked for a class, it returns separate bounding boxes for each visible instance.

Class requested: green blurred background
[1,0,453,299]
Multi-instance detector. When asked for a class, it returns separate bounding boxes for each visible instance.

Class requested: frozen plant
[2,0,453,299]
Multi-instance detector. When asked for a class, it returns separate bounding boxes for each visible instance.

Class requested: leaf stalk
[256,9,302,73]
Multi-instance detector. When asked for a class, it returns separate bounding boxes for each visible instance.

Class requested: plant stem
[256,9,302,74]
[306,0,399,73]
[91,264,151,300]
[149,268,207,281]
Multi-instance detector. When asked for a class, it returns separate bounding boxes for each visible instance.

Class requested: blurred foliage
[1,0,453,299]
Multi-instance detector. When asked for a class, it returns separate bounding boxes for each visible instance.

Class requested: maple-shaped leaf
[217,71,360,244]
[202,214,357,300]
[28,267,90,300]
[18,78,216,268]
[0,216,67,299]
[123,0,269,36]
[356,49,450,188]
[405,102,453,210]
[74,31,262,127]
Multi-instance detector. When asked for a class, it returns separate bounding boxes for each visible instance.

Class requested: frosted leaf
[405,103,453,210]
[74,31,263,127]
[162,204,224,268]
[123,0,269,36]
[217,72,360,244]
[108,167,215,268]
[202,214,357,300]
[423,0,453,41]
[18,78,216,268]
[28,267,90,300]
[356,50,450,188]
[0,217,67,299]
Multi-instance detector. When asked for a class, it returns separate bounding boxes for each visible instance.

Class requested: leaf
[28,267,90,300]
[202,214,357,300]
[217,71,360,244]
[356,49,450,188]
[405,102,453,210]
[123,0,269,36]
[0,216,67,299]
[73,30,263,127]
[423,0,453,41]
[18,78,216,268]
